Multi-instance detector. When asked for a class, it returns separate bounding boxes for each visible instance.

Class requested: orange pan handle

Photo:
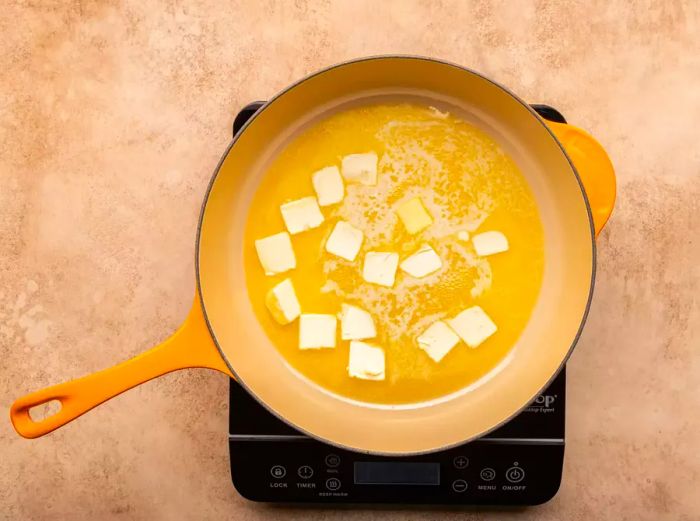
[10,294,231,439]
[546,120,616,236]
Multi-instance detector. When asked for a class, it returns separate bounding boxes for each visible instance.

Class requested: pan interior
[198,57,593,454]
[241,98,546,406]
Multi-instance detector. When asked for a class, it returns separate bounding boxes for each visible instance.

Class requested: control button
[297,465,314,479]
[480,467,496,481]
[326,477,342,491]
[270,465,286,479]
[451,479,468,493]
[325,454,341,468]
[505,463,525,483]
[453,456,469,469]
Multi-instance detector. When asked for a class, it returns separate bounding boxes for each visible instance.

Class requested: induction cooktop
[228,101,567,505]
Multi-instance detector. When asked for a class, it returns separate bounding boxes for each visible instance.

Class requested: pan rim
[194,54,596,456]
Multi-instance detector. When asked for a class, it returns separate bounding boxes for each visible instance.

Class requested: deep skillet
[11,56,615,454]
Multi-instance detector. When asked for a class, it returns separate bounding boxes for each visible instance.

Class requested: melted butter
[243,103,544,405]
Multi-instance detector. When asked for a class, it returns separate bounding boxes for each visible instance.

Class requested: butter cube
[280,196,325,235]
[299,314,337,349]
[312,166,344,206]
[254,232,296,275]
[416,321,460,363]
[341,152,378,186]
[265,278,301,325]
[472,231,509,256]
[325,221,364,261]
[362,251,399,288]
[457,231,470,241]
[448,306,497,348]
[348,341,385,381]
[340,303,376,340]
[396,197,433,235]
[399,244,442,278]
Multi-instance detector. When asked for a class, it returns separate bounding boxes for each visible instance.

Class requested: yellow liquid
[243,103,544,405]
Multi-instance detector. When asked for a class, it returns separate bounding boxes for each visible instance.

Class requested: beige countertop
[1,1,699,520]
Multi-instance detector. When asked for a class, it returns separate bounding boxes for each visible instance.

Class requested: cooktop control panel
[228,367,565,505]
[229,371,566,505]
[229,435,563,505]
[227,102,567,505]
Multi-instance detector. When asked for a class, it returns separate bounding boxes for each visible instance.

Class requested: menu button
[480,468,496,481]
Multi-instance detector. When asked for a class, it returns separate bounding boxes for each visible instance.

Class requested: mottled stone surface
[1,1,698,519]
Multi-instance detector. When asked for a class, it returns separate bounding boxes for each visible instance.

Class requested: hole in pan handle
[9,294,231,439]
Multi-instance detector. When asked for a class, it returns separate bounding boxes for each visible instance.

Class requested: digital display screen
[354,462,440,485]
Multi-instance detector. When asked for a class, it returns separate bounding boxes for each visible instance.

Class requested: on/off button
[505,464,525,483]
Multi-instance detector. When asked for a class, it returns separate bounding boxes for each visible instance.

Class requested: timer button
[297,465,314,479]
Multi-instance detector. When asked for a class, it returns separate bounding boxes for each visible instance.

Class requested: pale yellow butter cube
[396,197,433,235]
[416,320,460,363]
[265,278,301,325]
[341,152,378,186]
[448,306,497,348]
[280,196,325,235]
[472,231,509,256]
[325,221,364,261]
[340,303,376,340]
[362,251,399,288]
[312,166,344,206]
[254,232,296,275]
[299,314,337,349]
[348,341,385,381]
[399,244,442,278]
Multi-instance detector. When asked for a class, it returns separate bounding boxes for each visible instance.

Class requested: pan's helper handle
[546,121,616,236]
[10,294,231,439]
